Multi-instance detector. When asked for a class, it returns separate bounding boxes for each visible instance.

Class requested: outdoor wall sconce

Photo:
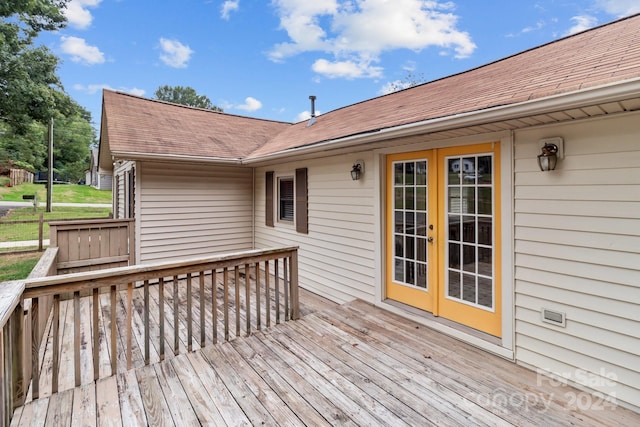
[537,137,564,171]
[351,160,364,180]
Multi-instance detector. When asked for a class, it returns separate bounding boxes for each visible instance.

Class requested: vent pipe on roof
[307,95,317,127]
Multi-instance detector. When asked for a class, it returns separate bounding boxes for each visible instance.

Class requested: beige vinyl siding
[513,113,640,410]
[113,160,134,219]
[139,162,253,263]
[254,152,376,304]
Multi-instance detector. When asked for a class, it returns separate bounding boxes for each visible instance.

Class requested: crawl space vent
[541,308,566,327]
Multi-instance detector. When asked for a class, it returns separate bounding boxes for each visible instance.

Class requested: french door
[386,143,502,337]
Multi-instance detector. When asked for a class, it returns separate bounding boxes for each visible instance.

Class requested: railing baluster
[74,291,80,387]
[173,276,179,355]
[52,295,60,394]
[144,280,149,365]
[223,268,229,341]
[31,296,39,400]
[199,271,205,348]
[284,257,289,321]
[159,278,165,361]
[92,288,99,381]
[212,270,217,344]
[126,282,133,370]
[245,264,251,336]
[187,273,192,352]
[275,259,280,324]
[265,261,271,327]
[234,266,240,338]
[255,262,261,331]
[110,285,117,374]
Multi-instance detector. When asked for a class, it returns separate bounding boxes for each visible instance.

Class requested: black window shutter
[295,168,308,234]
[265,171,274,227]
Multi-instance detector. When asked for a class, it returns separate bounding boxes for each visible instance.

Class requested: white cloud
[312,58,382,79]
[60,36,105,65]
[65,0,102,29]
[235,97,263,111]
[221,0,240,20]
[158,38,194,68]
[268,0,475,79]
[595,0,640,17]
[564,15,598,36]
[73,84,145,96]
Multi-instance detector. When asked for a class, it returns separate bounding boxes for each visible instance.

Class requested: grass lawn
[0,252,41,281]
[1,206,112,241]
[0,182,112,204]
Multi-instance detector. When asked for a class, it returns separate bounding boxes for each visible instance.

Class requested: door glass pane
[416,187,426,211]
[448,159,460,185]
[448,243,460,269]
[405,162,415,185]
[478,156,492,184]
[448,187,461,213]
[448,272,461,298]
[445,153,494,310]
[478,218,492,245]
[462,274,476,303]
[416,238,427,262]
[394,163,404,185]
[392,159,429,292]
[405,212,415,235]
[416,212,427,236]
[395,187,404,209]
[478,187,491,215]
[462,244,476,273]
[405,187,415,210]
[462,216,475,243]
[416,161,427,185]
[394,211,404,233]
[394,258,404,282]
[478,277,493,307]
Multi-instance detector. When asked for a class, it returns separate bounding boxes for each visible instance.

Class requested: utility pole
[47,117,53,212]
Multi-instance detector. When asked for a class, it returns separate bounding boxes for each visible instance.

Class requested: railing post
[290,249,300,320]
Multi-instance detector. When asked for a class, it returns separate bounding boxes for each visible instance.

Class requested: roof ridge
[103,89,293,125]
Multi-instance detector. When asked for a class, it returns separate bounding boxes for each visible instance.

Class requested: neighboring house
[99,15,640,412]
[88,147,113,190]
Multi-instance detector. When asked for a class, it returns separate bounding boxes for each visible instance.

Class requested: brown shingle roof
[102,90,291,160]
[102,14,640,163]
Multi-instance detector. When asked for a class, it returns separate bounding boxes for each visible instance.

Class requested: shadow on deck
[11,285,638,426]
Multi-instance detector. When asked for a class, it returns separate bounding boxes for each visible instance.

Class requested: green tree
[154,85,223,111]
[0,0,71,132]
[53,104,95,182]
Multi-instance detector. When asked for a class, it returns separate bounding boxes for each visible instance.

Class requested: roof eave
[243,78,640,164]
[111,151,244,166]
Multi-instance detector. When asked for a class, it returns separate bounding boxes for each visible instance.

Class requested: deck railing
[0,246,299,426]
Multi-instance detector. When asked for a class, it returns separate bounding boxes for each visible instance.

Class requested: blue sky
[37,0,640,129]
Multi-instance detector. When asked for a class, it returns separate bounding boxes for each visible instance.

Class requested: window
[266,168,308,233]
[279,177,294,222]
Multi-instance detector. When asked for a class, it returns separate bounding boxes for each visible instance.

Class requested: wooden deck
[10,284,639,426]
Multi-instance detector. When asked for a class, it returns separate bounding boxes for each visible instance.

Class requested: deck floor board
[11,281,640,427]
